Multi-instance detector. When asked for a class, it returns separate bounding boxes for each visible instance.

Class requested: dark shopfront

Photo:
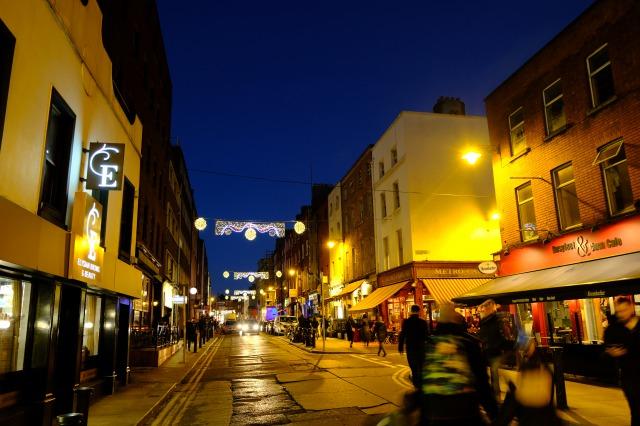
[0,264,130,425]
[454,215,640,383]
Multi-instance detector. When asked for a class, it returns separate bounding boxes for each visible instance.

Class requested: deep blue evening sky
[156,0,591,294]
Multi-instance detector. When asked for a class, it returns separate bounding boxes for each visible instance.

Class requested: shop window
[39,88,76,227]
[508,107,526,156]
[380,192,387,218]
[552,163,581,230]
[543,79,566,135]
[0,279,31,373]
[0,19,15,148]
[119,178,135,261]
[82,294,102,370]
[393,182,400,210]
[596,140,634,216]
[516,182,537,242]
[396,229,403,266]
[587,44,615,108]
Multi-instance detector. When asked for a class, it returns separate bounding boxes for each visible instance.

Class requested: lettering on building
[86,142,125,190]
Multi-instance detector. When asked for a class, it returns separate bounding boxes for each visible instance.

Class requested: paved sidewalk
[287,336,631,426]
[88,337,220,426]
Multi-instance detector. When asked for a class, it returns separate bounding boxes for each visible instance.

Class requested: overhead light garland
[222,271,230,279]
[233,272,270,280]
[215,220,285,238]
[194,217,207,231]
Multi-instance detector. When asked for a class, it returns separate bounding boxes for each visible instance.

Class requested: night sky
[156,0,591,294]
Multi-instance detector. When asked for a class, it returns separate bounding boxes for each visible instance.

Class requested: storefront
[454,215,640,382]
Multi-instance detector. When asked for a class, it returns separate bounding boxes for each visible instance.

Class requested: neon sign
[86,142,125,190]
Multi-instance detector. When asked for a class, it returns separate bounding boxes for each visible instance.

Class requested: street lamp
[189,287,197,295]
[461,150,482,165]
[326,240,336,249]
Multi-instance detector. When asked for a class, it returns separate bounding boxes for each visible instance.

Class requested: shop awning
[422,278,491,305]
[337,280,365,297]
[453,251,640,306]
[349,282,407,312]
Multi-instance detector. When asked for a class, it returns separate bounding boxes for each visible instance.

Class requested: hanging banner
[69,192,104,285]
[86,142,125,190]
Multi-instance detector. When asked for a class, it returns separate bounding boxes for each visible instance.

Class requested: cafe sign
[86,142,125,190]
[70,192,104,284]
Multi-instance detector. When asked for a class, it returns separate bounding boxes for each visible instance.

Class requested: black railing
[131,324,180,349]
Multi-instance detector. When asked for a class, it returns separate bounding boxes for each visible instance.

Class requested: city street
[144,334,411,425]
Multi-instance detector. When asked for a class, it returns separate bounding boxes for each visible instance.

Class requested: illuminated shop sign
[86,142,125,190]
[70,192,104,284]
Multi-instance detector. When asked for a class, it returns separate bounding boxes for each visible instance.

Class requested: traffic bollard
[56,413,83,425]
[549,346,568,409]
[74,386,94,425]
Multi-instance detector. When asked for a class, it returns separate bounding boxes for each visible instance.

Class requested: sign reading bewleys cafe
[86,142,125,190]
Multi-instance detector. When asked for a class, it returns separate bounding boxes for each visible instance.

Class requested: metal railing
[131,324,180,349]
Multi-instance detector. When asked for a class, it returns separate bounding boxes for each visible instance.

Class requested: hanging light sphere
[189,287,197,295]
[275,270,283,278]
[248,275,255,283]
[245,228,257,241]
[225,295,229,300]
[222,271,230,279]
[194,217,207,231]
[225,289,230,294]
[294,221,306,234]
[252,295,256,300]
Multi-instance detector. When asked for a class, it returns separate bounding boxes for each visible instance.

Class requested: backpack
[422,334,475,396]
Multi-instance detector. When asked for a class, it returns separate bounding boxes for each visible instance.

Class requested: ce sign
[86,142,125,190]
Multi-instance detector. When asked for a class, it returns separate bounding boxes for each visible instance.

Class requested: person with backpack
[478,298,515,398]
[374,316,387,357]
[421,304,497,425]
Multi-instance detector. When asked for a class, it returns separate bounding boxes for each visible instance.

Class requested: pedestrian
[361,314,371,347]
[311,315,319,339]
[346,314,356,348]
[421,304,497,425]
[398,304,429,389]
[374,316,387,357]
[495,337,562,426]
[477,298,515,398]
[198,316,206,347]
[604,297,640,426]
[186,318,196,352]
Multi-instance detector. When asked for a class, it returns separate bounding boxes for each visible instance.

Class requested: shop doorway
[116,301,131,386]
[53,285,82,415]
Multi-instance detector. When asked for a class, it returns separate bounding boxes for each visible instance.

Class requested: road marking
[391,366,413,390]
[349,354,401,368]
[151,336,224,425]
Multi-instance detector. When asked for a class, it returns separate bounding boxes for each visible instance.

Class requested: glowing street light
[288,269,296,277]
[462,150,482,165]
[225,289,230,294]
[189,287,197,295]
[275,270,283,278]
[490,211,501,221]
[326,240,336,249]
[194,217,207,231]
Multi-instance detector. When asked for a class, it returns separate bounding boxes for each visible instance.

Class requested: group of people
[186,316,217,352]
[385,296,639,426]
[345,313,388,356]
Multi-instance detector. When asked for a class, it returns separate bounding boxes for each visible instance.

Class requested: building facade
[0,0,144,422]
[456,0,640,382]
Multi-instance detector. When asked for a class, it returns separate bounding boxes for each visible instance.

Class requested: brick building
[456,0,640,382]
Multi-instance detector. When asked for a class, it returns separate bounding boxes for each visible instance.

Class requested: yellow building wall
[0,0,142,297]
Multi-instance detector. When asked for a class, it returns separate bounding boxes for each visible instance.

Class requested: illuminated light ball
[245,228,257,241]
[225,295,229,300]
[294,221,306,234]
[194,217,207,231]
[189,287,197,295]
[248,275,255,283]
[223,271,230,279]
[252,295,256,300]
[490,212,501,221]
[152,301,158,307]
[275,270,282,278]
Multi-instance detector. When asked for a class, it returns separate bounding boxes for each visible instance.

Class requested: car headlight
[253,324,259,331]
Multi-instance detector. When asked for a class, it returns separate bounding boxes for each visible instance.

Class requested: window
[91,189,109,247]
[516,182,537,242]
[396,229,403,266]
[119,178,135,261]
[508,107,526,155]
[0,19,15,148]
[378,161,385,179]
[345,251,350,279]
[391,148,398,166]
[82,294,102,369]
[0,279,31,373]
[543,79,566,135]
[393,182,400,209]
[587,44,615,107]
[39,89,75,226]
[380,192,387,218]
[598,141,634,215]
[166,251,176,283]
[329,202,333,216]
[352,248,357,276]
[552,163,581,230]
[383,237,390,270]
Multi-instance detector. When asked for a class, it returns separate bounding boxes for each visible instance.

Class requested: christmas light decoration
[275,270,283,278]
[245,228,256,241]
[248,275,255,283]
[233,272,269,280]
[223,271,230,279]
[294,221,305,234]
[194,217,207,231]
[215,220,285,238]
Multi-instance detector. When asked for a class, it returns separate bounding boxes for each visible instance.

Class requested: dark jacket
[345,318,355,338]
[478,312,513,359]
[422,322,498,423]
[604,318,640,375]
[398,314,428,355]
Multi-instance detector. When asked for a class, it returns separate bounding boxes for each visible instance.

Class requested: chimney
[433,97,466,115]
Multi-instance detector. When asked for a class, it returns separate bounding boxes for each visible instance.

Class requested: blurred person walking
[346,314,356,348]
[421,304,497,425]
[374,316,387,357]
[604,297,640,426]
[478,298,515,397]
[398,304,429,389]
[361,314,371,347]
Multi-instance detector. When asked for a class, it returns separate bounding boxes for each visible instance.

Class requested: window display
[0,278,31,373]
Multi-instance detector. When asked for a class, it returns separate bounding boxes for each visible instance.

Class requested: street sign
[172,295,186,304]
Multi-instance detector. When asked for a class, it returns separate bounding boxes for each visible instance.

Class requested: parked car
[273,315,297,335]
[222,319,238,334]
[239,319,260,335]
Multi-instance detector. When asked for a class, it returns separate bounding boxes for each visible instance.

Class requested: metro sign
[86,142,125,190]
